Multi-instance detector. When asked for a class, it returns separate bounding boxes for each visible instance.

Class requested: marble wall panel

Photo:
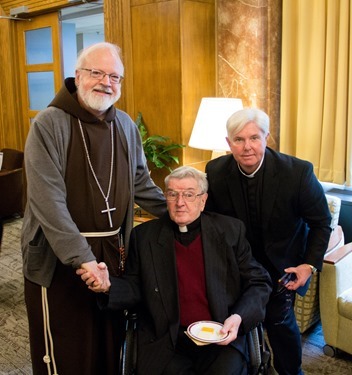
[218,0,282,149]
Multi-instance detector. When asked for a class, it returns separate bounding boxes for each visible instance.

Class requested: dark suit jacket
[205,148,332,276]
[106,212,272,374]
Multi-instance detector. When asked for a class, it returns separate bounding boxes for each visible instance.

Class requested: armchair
[0,148,24,218]
[294,194,344,333]
[320,243,352,356]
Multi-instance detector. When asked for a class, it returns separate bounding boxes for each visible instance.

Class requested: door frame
[16,11,63,142]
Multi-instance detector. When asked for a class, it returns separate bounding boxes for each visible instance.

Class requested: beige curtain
[280,0,352,186]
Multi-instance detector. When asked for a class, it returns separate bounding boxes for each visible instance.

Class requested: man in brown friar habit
[21,42,167,375]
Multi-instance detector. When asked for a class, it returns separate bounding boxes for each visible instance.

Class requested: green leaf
[136,112,185,171]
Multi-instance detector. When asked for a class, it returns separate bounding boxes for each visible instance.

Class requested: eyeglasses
[80,68,124,84]
[165,191,204,202]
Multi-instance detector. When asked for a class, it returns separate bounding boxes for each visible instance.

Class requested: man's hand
[216,313,242,346]
[76,261,111,293]
[282,264,313,291]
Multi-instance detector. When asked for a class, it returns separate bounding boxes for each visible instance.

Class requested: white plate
[187,321,229,343]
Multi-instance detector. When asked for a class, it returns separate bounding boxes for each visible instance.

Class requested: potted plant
[136,112,184,172]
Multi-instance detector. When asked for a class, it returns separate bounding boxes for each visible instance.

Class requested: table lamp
[189,97,243,159]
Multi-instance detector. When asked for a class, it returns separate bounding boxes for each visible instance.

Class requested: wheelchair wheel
[120,311,138,375]
[122,327,136,374]
[248,327,262,374]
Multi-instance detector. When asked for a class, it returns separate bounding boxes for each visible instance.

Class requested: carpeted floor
[0,217,351,374]
[0,217,31,374]
[300,324,352,375]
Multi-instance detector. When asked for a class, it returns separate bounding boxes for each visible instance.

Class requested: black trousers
[265,288,304,375]
[162,328,247,375]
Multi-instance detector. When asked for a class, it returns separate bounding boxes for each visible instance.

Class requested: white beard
[78,85,120,113]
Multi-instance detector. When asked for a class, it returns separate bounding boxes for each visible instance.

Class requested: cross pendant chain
[101,199,116,228]
[78,119,116,228]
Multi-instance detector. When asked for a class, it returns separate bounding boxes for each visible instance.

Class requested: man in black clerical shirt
[205,108,332,375]
[78,166,272,375]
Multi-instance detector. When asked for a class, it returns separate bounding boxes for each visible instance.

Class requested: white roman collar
[237,155,265,178]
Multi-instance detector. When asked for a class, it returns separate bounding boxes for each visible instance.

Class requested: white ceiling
[61,1,104,35]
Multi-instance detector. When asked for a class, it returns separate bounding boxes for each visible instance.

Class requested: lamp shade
[189,97,243,152]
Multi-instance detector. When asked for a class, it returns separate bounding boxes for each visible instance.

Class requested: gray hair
[226,108,270,138]
[75,42,123,70]
[164,166,208,193]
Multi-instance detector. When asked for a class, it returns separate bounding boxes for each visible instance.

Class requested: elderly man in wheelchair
[78,166,272,375]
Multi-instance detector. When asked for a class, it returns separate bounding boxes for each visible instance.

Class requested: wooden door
[16,12,63,141]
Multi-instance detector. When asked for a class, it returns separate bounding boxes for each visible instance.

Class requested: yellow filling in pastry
[201,327,214,333]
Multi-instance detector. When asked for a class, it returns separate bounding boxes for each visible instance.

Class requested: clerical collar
[237,155,265,178]
[174,216,201,246]
[174,216,201,233]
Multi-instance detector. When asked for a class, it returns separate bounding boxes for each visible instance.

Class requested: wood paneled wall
[0,6,22,150]
[1,0,281,168]
[127,0,216,184]
[0,0,215,189]
[0,1,104,151]
[104,0,132,113]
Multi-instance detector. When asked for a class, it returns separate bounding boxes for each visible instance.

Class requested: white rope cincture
[80,227,120,238]
[41,286,59,375]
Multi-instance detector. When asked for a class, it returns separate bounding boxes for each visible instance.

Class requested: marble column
[217,0,282,149]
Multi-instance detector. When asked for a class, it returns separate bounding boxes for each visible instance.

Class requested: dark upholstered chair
[0,148,24,218]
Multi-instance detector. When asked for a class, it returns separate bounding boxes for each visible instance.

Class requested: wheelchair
[119,310,270,375]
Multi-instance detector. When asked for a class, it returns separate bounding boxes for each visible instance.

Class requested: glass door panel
[27,72,55,110]
[25,28,53,64]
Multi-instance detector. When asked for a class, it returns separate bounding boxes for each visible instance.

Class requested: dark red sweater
[175,234,212,327]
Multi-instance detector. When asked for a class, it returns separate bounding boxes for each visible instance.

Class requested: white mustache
[94,86,113,95]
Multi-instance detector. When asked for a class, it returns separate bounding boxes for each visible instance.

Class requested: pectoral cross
[101,199,116,228]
